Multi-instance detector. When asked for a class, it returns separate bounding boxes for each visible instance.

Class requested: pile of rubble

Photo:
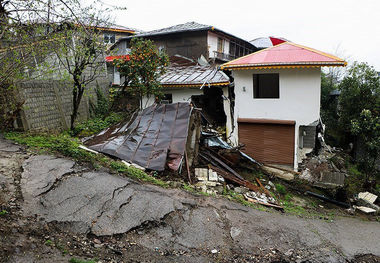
[299,147,346,189]
[193,167,283,210]
[352,191,379,214]
[194,168,225,194]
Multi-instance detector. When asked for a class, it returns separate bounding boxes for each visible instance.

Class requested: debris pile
[353,192,379,214]
[194,168,224,194]
[299,147,346,189]
[192,131,284,209]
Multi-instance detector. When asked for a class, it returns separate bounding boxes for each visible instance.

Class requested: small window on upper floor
[217,37,224,53]
[253,73,279,99]
[160,94,173,104]
[104,33,116,44]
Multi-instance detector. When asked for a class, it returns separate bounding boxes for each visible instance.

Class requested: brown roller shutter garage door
[238,118,295,166]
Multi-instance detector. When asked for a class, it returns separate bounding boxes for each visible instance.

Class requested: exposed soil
[0,138,379,263]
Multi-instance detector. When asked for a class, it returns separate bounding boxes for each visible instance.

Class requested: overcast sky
[103,0,380,70]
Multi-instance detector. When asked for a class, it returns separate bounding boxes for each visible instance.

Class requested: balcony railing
[213,51,236,61]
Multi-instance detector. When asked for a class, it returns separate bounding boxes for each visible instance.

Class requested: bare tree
[0,0,124,129]
[53,20,109,129]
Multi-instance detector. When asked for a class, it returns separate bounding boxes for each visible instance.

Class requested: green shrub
[4,132,96,163]
[275,183,287,195]
[91,87,109,117]
[0,210,8,216]
[70,112,124,137]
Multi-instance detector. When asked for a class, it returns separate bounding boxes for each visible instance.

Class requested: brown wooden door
[238,121,295,165]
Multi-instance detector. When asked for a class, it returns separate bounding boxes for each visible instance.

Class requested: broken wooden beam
[244,195,284,211]
[202,149,244,180]
[208,165,261,193]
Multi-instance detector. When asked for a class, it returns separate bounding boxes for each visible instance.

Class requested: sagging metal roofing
[159,65,230,88]
[85,102,192,171]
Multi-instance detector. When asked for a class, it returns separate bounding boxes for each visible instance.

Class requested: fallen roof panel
[85,103,193,171]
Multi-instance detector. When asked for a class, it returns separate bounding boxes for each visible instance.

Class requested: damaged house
[107,21,257,125]
[220,41,347,169]
[105,21,347,172]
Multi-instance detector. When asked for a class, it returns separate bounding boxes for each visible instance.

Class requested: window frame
[104,33,116,44]
[253,73,280,99]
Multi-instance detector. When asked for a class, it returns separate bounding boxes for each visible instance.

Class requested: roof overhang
[220,42,347,70]
[221,62,347,70]
[161,81,230,88]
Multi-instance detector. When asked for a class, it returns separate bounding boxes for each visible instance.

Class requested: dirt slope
[0,138,379,263]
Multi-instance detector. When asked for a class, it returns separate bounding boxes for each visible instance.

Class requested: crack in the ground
[36,169,77,197]
[112,183,130,200]
[89,184,133,233]
[118,195,133,211]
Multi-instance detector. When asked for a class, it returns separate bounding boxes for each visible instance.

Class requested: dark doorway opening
[191,87,226,127]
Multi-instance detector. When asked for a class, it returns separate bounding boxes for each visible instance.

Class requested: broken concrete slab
[21,156,187,236]
[194,168,208,181]
[21,155,76,213]
[208,170,218,181]
[0,138,22,152]
[38,172,185,235]
[314,172,345,189]
[354,206,377,214]
[358,192,378,204]
[261,166,295,181]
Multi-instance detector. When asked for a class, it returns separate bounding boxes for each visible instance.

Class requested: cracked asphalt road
[1,138,380,262]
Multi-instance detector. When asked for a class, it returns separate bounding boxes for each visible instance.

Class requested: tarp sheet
[85,102,192,171]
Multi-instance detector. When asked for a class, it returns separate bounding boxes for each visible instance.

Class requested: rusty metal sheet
[85,102,192,171]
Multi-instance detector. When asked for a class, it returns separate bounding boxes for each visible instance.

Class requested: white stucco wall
[141,88,203,108]
[207,32,230,59]
[227,68,321,169]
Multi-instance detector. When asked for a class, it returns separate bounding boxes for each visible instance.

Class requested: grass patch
[282,200,306,216]
[69,258,97,263]
[44,239,53,246]
[275,183,287,195]
[221,188,269,212]
[0,210,8,216]
[110,161,168,187]
[182,183,196,193]
[70,112,124,137]
[5,132,97,163]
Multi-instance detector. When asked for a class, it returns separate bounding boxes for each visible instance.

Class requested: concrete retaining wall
[16,79,109,131]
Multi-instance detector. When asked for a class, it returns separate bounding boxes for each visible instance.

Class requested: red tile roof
[105,55,130,62]
[221,42,346,70]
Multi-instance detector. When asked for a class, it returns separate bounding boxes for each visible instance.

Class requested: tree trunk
[70,81,84,130]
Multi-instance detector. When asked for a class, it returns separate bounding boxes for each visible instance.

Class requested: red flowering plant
[114,38,169,108]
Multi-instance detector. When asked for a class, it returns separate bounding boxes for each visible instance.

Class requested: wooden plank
[245,196,284,211]
[208,165,261,193]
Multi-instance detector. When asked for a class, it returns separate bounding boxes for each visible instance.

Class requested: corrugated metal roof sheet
[132,21,212,38]
[159,65,230,87]
[221,42,347,70]
[85,103,193,171]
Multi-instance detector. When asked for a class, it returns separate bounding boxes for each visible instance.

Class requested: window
[158,45,165,52]
[160,94,173,104]
[104,33,115,44]
[217,37,224,53]
[253,74,279,98]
